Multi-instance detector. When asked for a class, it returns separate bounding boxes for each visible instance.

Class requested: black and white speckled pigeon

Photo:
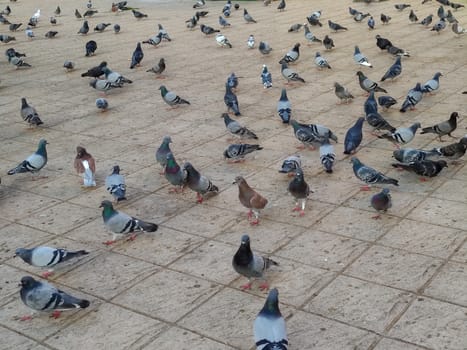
[351,157,399,190]
[232,234,278,290]
[277,88,291,123]
[224,144,262,162]
[216,33,232,48]
[400,83,423,112]
[420,112,458,141]
[279,43,300,64]
[371,188,392,219]
[261,64,272,88]
[222,113,257,140]
[254,288,288,350]
[19,276,90,320]
[183,162,218,203]
[160,85,190,107]
[279,155,301,175]
[157,23,171,41]
[20,98,43,126]
[8,139,48,176]
[393,148,440,163]
[344,117,364,154]
[105,165,126,202]
[391,160,448,179]
[320,137,336,173]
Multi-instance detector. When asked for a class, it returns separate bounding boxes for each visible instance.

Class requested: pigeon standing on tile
[420,112,458,141]
[277,88,291,124]
[261,64,272,89]
[164,152,186,193]
[378,95,397,109]
[435,136,467,162]
[328,20,347,31]
[159,85,190,107]
[132,9,148,19]
[400,83,423,112]
[146,58,166,78]
[254,288,288,350]
[381,56,402,81]
[354,46,373,68]
[89,79,120,93]
[378,123,422,147]
[85,40,97,56]
[20,98,43,127]
[371,188,392,219]
[304,24,322,44]
[15,247,89,278]
[8,139,48,177]
[421,72,442,94]
[233,176,268,225]
[94,23,111,32]
[19,276,90,320]
[156,136,173,172]
[431,18,447,33]
[258,41,272,54]
[222,113,257,140]
[364,90,378,115]
[279,155,301,175]
[288,23,302,32]
[290,120,322,150]
[183,162,218,203]
[102,66,133,86]
[105,165,126,202]
[232,234,278,290]
[357,71,387,93]
[391,160,448,179]
[223,144,263,162]
[281,62,305,84]
[78,20,89,35]
[366,112,396,134]
[100,200,158,244]
[314,51,331,69]
[393,148,440,163]
[344,117,364,154]
[420,14,433,27]
[320,137,336,173]
[334,82,354,103]
[130,42,144,68]
[243,8,256,23]
[288,169,311,216]
[323,35,334,50]
[375,35,393,50]
[351,157,399,190]
[224,83,241,115]
[74,146,95,178]
[219,16,230,28]
[279,43,300,64]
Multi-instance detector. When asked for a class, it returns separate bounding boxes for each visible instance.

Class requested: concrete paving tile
[373,338,427,350]
[389,297,467,350]
[451,238,467,264]
[0,188,59,221]
[379,220,466,259]
[346,245,443,292]
[287,310,379,350]
[143,326,236,350]
[45,302,166,350]
[277,230,369,271]
[424,262,467,307]
[0,265,27,304]
[305,275,413,333]
[114,269,221,322]
[431,179,467,203]
[0,326,51,350]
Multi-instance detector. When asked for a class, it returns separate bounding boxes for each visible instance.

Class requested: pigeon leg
[360,185,371,191]
[287,172,295,177]
[299,198,306,216]
[250,210,260,225]
[258,281,269,291]
[41,270,54,278]
[126,233,137,241]
[50,311,61,319]
[19,315,33,321]
[308,145,316,151]
[196,192,204,204]
[419,177,428,182]
[296,144,306,150]
[372,214,382,220]
[240,282,252,290]
[103,240,117,246]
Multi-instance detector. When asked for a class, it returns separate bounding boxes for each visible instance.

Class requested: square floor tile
[424,262,467,307]
[0,326,50,350]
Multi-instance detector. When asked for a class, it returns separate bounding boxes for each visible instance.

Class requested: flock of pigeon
[1,0,467,348]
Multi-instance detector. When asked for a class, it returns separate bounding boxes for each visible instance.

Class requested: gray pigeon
[222,113,257,140]
[219,16,231,27]
[223,144,262,162]
[351,157,399,190]
[381,56,402,81]
[157,23,171,41]
[89,79,121,93]
[146,58,166,78]
[304,24,322,44]
[105,165,126,202]
[96,98,108,111]
[323,35,334,50]
[314,51,331,69]
[8,139,48,176]
[344,117,364,154]
[63,60,74,71]
[357,71,387,93]
[328,20,347,31]
[431,18,446,32]
[393,148,441,163]
[421,72,442,94]
[20,98,43,127]
[155,136,173,171]
[114,24,120,33]
[288,169,311,216]
[261,64,272,89]
[277,88,291,123]
[19,276,90,320]
[290,120,328,149]
[77,20,89,35]
[183,161,219,203]
[159,85,190,107]
[279,155,301,175]
[334,82,354,103]
[400,83,423,112]
[232,234,278,290]
[100,200,158,244]
[288,23,302,32]
[94,23,111,32]
[164,152,187,192]
[254,288,288,349]
[8,54,31,68]
[258,41,272,54]
[130,42,144,68]
[279,43,300,64]
[366,112,396,133]
[354,45,373,68]
[102,66,132,86]
[15,247,88,278]
[420,112,458,141]
[364,90,378,115]
[281,62,305,84]
[391,160,448,178]
[320,137,336,173]
[243,8,256,23]
[378,122,422,146]
[452,22,467,35]
[371,188,392,219]
[0,34,15,43]
[420,14,434,27]
[224,83,241,115]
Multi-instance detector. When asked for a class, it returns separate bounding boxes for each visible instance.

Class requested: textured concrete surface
[0,0,467,349]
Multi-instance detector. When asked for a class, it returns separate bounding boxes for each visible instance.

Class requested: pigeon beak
[99,204,103,208]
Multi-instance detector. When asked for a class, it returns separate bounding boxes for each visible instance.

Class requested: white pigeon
[82,160,96,187]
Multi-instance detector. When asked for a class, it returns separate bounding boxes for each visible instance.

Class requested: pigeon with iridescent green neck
[8,139,48,176]
[164,152,186,192]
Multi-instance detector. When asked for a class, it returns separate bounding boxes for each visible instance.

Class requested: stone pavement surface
[1,0,467,349]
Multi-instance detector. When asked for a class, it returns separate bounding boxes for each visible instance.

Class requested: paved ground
[1,0,467,349]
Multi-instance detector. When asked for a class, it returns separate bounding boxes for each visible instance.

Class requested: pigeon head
[437,160,448,168]
[240,234,250,245]
[450,112,459,121]
[162,135,172,145]
[259,288,282,317]
[14,248,32,262]
[37,139,48,154]
[233,176,246,185]
[99,200,114,209]
[183,162,193,171]
[381,188,391,196]
[111,165,120,174]
[20,276,37,289]
[76,146,89,158]
[354,46,361,54]
[356,71,364,78]
[410,122,422,132]
[350,157,361,166]
[433,72,442,79]
[159,85,168,96]
[262,64,268,73]
[315,52,321,58]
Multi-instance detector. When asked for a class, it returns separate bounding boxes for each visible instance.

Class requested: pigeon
[227,72,238,90]
[357,71,387,93]
[420,112,458,141]
[323,35,334,50]
[25,27,34,39]
[279,43,300,64]
[279,155,301,175]
[87,0,92,9]
[130,42,144,68]
[78,21,89,35]
[5,48,25,59]
[94,23,111,32]
[8,139,48,176]
[349,7,359,16]
[344,117,365,154]
[243,9,256,23]
[63,60,74,71]
[83,9,97,18]
[183,162,219,203]
[364,90,378,116]
[334,82,354,104]
[45,31,58,38]
[351,157,399,190]
[290,120,324,150]
[159,85,190,107]
[378,122,422,146]
[2,5,11,16]
[96,98,108,111]
[232,235,278,290]
[375,35,393,50]
[20,98,43,127]
[438,5,447,19]
[378,95,397,109]
[304,24,322,44]
[281,62,305,84]
[288,23,302,32]
[277,0,286,11]
[195,11,209,20]
[393,148,441,163]
[328,20,347,31]
[431,18,447,32]
[164,152,186,192]
[75,9,82,19]
[297,122,338,143]
[354,12,370,22]
[234,3,240,9]
[366,112,396,134]
[354,46,372,68]
[0,15,10,25]
[395,4,411,10]
[400,83,423,112]
[452,22,467,35]
[81,61,107,78]
[421,72,442,94]
[233,176,268,225]
[314,51,331,69]
[381,56,402,81]
[380,13,391,24]
[392,160,448,179]
[386,45,410,57]
[8,54,31,68]
[254,288,288,349]
[445,10,458,24]
[306,14,323,27]
[186,16,198,30]
[105,165,126,202]
[102,66,132,86]
[100,200,158,244]
[435,136,467,161]
[85,40,97,56]
[155,135,173,170]
[50,17,57,25]
[320,137,336,173]
[157,24,171,41]
[216,33,232,48]
[277,88,292,124]
[9,23,22,31]
[258,41,272,54]
[367,16,375,29]
[193,0,206,8]
[247,34,255,48]
[371,188,392,219]
[288,169,311,216]
[219,16,230,27]
[15,247,89,278]
[224,83,240,115]
[74,146,96,183]
[200,24,220,35]
[114,24,120,33]
[420,14,434,26]
[223,144,262,162]
[132,9,147,19]
[19,276,90,320]
[450,2,465,10]
[89,79,120,93]
[409,10,418,23]
[260,64,272,89]
[146,58,166,78]
[222,113,257,139]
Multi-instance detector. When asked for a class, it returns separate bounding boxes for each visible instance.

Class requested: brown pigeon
[233,176,268,225]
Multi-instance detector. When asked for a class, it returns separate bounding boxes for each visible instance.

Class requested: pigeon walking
[279,43,300,65]
[323,35,334,50]
[146,58,166,78]
[227,72,238,90]
[351,157,399,190]
[391,160,448,179]
[94,23,111,32]
[375,35,393,50]
[74,146,95,178]
[420,14,434,26]
[224,144,263,162]
[102,66,132,86]
[243,8,256,23]
[261,64,272,89]
[222,113,257,140]
[420,112,458,141]
[314,51,331,69]
[216,33,232,48]
[381,56,402,81]
[277,88,291,123]
[400,83,423,112]
[304,24,322,44]
[277,0,286,11]
[357,71,387,93]
[233,176,268,225]
[164,153,186,193]
[290,120,323,150]
[20,98,42,127]
[421,72,442,94]
[105,165,126,202]
[354,46,373,68]
[435,136,467,162]
[89,79,121,93]
[288,169,311,216]
[132,9,148,19]
[247,34,255,48]
[183,162,218,203]
[78,20,89,35]
[328,20,347,31]
[219,16,230,28]
[130,42,144,68]
[81,61,107,78]
[344,117,364,154]
[334,82,354,104]
[279,155,301,175]
[393,148,441,163]
[155,136,173,172]
[371,188,392,219]
[281,62,305,84]
[85,40,97,56]
[378,95,397,109]
[200,24,220,35]
[224,83,241,115]
[409,10,418,23]
[320,137,336,173]
[367,16,375,29]
[8,139,48,177]
[381,13,391,24]
[258,41,272,54]
[232,235,278,290]
[159,85,190,107]
[378,123,422,147]
[452,22,467,35]
[288,23,302,32]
